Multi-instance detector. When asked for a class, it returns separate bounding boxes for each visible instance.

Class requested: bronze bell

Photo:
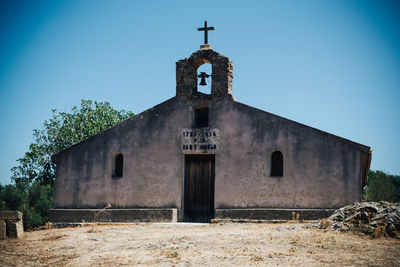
[197,72,211,86]
[199,77,207,86]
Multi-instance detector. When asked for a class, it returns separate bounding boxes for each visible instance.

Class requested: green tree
[11,100,134,186]
[0,180,54,228]
[2,100,133,228]
[0,181,27,211]
[363,170,400,202]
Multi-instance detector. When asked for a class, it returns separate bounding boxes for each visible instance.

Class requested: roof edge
[233,100,371,150]
[51,96,178,161]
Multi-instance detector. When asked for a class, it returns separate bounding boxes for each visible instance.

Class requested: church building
[50,22,371,223]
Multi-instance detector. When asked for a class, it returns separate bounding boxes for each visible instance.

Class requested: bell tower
[176,21,233,103]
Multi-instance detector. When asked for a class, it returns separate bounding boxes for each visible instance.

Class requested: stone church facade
[50,46,371,223]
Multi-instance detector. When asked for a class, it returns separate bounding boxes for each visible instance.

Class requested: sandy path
[0,222,399,266]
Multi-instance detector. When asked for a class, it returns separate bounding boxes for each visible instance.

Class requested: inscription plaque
[181,128,220,153]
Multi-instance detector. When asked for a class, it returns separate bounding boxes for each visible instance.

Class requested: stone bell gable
[176,48,233,103]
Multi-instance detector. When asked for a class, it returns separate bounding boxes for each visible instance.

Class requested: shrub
[0,181,53,229]
[363,170,400,202]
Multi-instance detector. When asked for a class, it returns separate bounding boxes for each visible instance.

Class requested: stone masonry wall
[0,211,24,239]
[176,48,233,100]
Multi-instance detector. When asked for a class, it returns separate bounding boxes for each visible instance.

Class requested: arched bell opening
[196,61,212,95]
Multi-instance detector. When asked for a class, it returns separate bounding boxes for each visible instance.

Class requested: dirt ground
[0,222,399,266]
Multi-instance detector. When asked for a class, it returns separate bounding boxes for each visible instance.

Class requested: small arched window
[270,151,283,177]
[113,153,123,178]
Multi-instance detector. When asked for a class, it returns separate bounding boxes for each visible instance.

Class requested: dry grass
[250,254,263,261]
[0,222,399,266]
[163,250,180,259]
[40,234,67,241]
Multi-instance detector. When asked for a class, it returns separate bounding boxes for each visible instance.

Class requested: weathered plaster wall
[53,93,370,214]
[53,97,192,210]
[211,96,369,209]
[53,47,370,218]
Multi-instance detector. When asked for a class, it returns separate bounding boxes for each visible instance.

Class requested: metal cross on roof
[197,21,214,45]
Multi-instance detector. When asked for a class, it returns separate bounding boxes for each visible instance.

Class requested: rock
[6,218,24,238]
[0,211,24,238]
[318,202,400,239]
[0,211,23,221]
[0,220,6,240]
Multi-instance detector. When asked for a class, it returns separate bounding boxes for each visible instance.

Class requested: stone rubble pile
[319,201,400,238]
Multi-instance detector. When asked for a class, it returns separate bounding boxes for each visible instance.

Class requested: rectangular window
[194,108,209,128]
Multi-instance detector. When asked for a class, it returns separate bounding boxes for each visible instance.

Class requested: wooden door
[183,154,215,222]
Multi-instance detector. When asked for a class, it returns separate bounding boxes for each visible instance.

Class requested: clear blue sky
[0,0,399,185]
